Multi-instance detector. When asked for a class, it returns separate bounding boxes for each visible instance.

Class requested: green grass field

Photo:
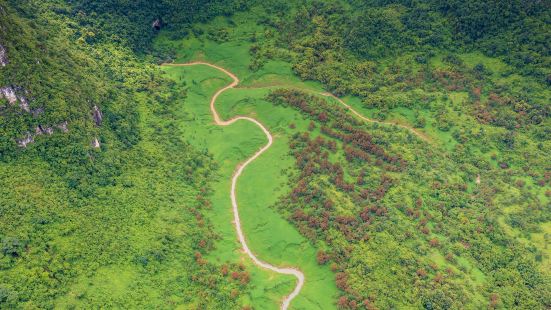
[162,62,339,309]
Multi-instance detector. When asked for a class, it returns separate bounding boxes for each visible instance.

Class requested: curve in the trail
[235,84,430,142]
[162,62,304,310]
[319,92,431,142]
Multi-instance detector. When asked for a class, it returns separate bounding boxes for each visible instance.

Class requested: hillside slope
[0,1,253,308]
[0,0,549,309]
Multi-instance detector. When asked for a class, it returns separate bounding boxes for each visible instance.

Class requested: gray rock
[17,133,34,147]
[0,86,31,112]
[0,43,7,67]
[18,95,30,112]
[15,121,68,147]
[57,121,68,133]
[92,105,102,126]
[152,19,162,30]
[36,125,53,135]
[0,86,17,104]
[92,137,100,148]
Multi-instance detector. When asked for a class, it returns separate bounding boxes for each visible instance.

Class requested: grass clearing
[162,60,339,309]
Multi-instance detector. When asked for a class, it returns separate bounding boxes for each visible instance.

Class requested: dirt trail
[162,61,430,309]
[162,62,304,310]
[319,92,431,142]
[236,84,430,142]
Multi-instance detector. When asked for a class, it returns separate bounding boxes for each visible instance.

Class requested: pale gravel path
[162,62,304,310]
[236,85,431,142]
[162,60,430,309]
[319,92,431,142]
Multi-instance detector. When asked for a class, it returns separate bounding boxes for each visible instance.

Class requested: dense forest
[0,0,549,309]
[0,0,250,308]
[255,1,550,308]
[267,88,548,308]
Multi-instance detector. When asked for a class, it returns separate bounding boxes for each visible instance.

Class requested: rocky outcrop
[57,121,68,133]
[35,125,53,135]
[18,94,29,112]
[152,19,162,31]
[0,43,7,67]
[0,86,30,112]
[0,86,17,104]
[16,121,68,148]
[92,137,100,148]
[0,51,69,147]
[16,133,33,147]
[92,105,102,126]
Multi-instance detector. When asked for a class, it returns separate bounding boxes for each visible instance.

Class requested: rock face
[0,45,69,148]
[16,121,69,148]
[35,125,53,135]
[0,43,7,67]
[0,86,17,104]
[0,86,30,112]
[92,105,102,126]
[92,137,100,148]
[16,133,34,147]
[18,94,29,112]
[0,84,69,147]
[152,19,162,31]
[57,121,68,133]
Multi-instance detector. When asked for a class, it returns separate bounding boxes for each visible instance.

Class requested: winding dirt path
[235,85,430,142]
[319,92,431,142]
[162,62,304,310]
[161,61,429,309]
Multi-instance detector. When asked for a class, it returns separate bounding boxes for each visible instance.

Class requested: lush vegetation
[70,0,249,52]
[251,1,550,308]
[0,0,253,308]
[267,88,548,308]
[1,0,549,309]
